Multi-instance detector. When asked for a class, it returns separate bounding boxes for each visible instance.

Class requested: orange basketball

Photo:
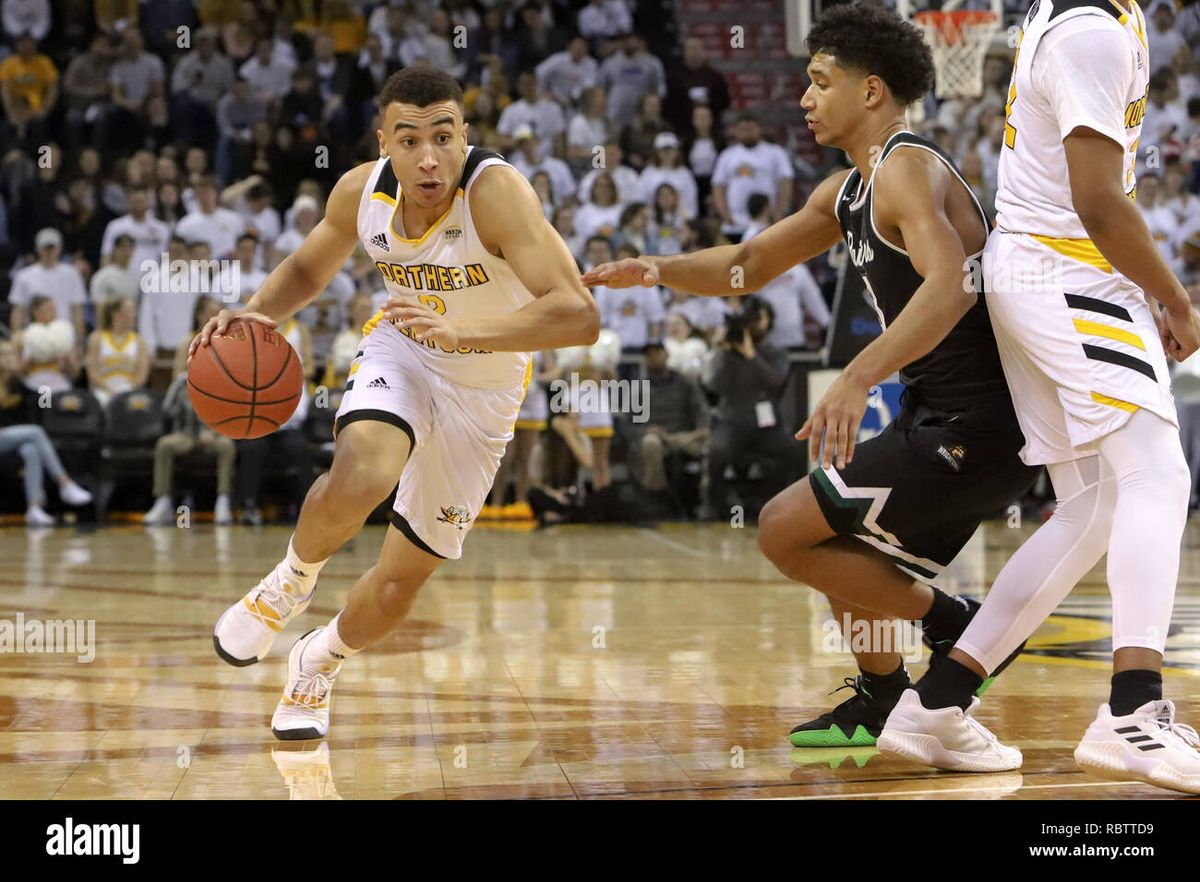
[187,319,303,439]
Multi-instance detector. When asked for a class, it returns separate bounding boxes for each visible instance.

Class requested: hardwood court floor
[1,520,1199,800]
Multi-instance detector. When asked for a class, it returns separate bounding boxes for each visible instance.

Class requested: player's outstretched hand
[1163,303,1200,363]
[580,257,659,289]
[188,309,277,362]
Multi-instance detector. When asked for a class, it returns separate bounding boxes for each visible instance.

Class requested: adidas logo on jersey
[366,376,391,390]
[444,227,462,241]
[369,232,390,252]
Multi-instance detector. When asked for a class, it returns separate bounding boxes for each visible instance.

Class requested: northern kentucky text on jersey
[374,260,490,291]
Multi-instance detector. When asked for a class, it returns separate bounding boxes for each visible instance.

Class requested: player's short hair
[378,66,464,111]
[805,2,935,106]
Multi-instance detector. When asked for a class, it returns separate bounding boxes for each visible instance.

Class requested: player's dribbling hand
[384,295,460,350]
[187,309,277,362]
[580,258,659,289]
[1163,303,1200,363]
[795,373,871,470]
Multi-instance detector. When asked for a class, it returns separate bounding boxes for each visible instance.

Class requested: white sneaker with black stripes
[1074,700,1200,795]
[876,689,1023,772]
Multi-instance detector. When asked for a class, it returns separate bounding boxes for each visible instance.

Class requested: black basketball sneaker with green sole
[788,677,899,748]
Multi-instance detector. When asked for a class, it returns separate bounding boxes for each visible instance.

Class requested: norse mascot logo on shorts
[437,505,473,529]
[857,382,905,442]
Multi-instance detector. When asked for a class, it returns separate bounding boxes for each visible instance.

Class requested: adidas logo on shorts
[366,376,391,390]
[369,232,390,252]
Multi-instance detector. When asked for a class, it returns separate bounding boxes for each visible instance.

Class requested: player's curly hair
[805,2,935,105]
[378,65,464,110]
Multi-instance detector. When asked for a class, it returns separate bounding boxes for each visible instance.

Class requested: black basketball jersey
[834,130,1010,408]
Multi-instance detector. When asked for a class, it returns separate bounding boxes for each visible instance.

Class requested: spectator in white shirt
[711,113,794,241]
[9,228,86,339]
[536,36,597,107]
[3,0,50,42]
[566,85,609,173]
[1147,0,1187,76]
[102,185,171,272]
[175,176,245,260]
[596,244,665,352]
[272,194,320,266]
[574,172,625,241]
[577,0,632,46]
[225,232,269,305]
[639,131,699,220]
[1144,68,1190,149]
[89,233,142,306]
[138,236,196,356]
[239,37,296,103]
[1163,161,1200,231]
[647,182,688,256]
[578,139,642,204]
[553,203,585,263]
[220,176,280,266]
[1137,173,1182,267]
[496,70,566,157]
[508,125,577,202]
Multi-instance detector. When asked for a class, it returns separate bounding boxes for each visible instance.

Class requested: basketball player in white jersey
[878,0,1200,793]
[190,67,599,740]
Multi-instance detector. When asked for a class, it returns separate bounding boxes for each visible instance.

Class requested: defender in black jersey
[583,3,1037,749]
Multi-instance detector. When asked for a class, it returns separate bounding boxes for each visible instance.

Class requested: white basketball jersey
[357,148,535,390]
[995,0,1150,241]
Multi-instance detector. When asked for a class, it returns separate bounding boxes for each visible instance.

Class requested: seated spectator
[639,132,699,220]
[101,184,171,270]
[621,92,668,171]
[9,228,87,340]
[239,37,297,104]
[702,297,795,518]
[215,78,269,185]
[224,232,269,304]
[91,233,142,305]
[169,27,234,150]
[530,170,556,219]
[628,340,710,501]
[552,204,584,263]
[596,243,665,357]
[647,183,688,255]
[667,285,729,340]
[578,139,640,203]
[599,32,665,130]
[1136,172,1178,266]
[612,202,652,254]
[0,340,93,526]
[324,293,375,390]
[144,370,234,526]
[496,70,566,157]
[566,85,609,174]
[234,386,314,525]
[99,30,168,158]
[175,175,245,259]
[663,312,709,380]
[17,296,79,393]
[271,194,320,266]
[574,171,624,240]
[537,36,597,109]
[85,298,149,409]
[0,33,58,145]
[508,125,576,202]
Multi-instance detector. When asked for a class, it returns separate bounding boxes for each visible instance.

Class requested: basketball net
[914,10,1000,99]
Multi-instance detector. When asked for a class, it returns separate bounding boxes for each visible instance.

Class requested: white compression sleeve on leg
[956,455,1115,674]
[1094,407,1190,654]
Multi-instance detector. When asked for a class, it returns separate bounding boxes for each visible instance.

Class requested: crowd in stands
[0,0,1196,526]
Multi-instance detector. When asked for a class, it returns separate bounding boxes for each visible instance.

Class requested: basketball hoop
[914,10,999,99]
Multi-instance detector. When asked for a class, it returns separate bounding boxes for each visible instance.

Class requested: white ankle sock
[284,535,328,588]
[308,613,361,668]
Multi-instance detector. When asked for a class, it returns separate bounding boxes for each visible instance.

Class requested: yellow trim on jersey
[362,309,385,337]
[514,419,547,431]
[1072,319,1145,351]
[1029,235,1113,273]
[583,426,614,439]
[371,191,397,207]
[348,362,360,377]
[521,358,533,395]
[1091,391,1139,413]
[388,187,466,247]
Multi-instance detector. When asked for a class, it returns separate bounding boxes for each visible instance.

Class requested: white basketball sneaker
[213,560,315,666]
[271,628,341,741]
[1074,700,1200,795]
[876,689,1023,772]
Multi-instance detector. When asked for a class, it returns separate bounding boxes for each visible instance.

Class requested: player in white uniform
[878,0,1200,793]
[193,68,599,740]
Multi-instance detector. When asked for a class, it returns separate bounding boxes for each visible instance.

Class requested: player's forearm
[1078,199,1191,313]
[457,289,600,352]
[649,242,757,296]
[841,275,975,389]
[243,255,326,321]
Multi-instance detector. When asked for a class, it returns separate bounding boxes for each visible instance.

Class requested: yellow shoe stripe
[1029,235,1113,273]
[1073,319,1145,351]
[1091,391,1139,413]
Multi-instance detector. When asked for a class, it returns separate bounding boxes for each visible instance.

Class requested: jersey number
[1003,32,1023,149]
[418,294,447,314]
